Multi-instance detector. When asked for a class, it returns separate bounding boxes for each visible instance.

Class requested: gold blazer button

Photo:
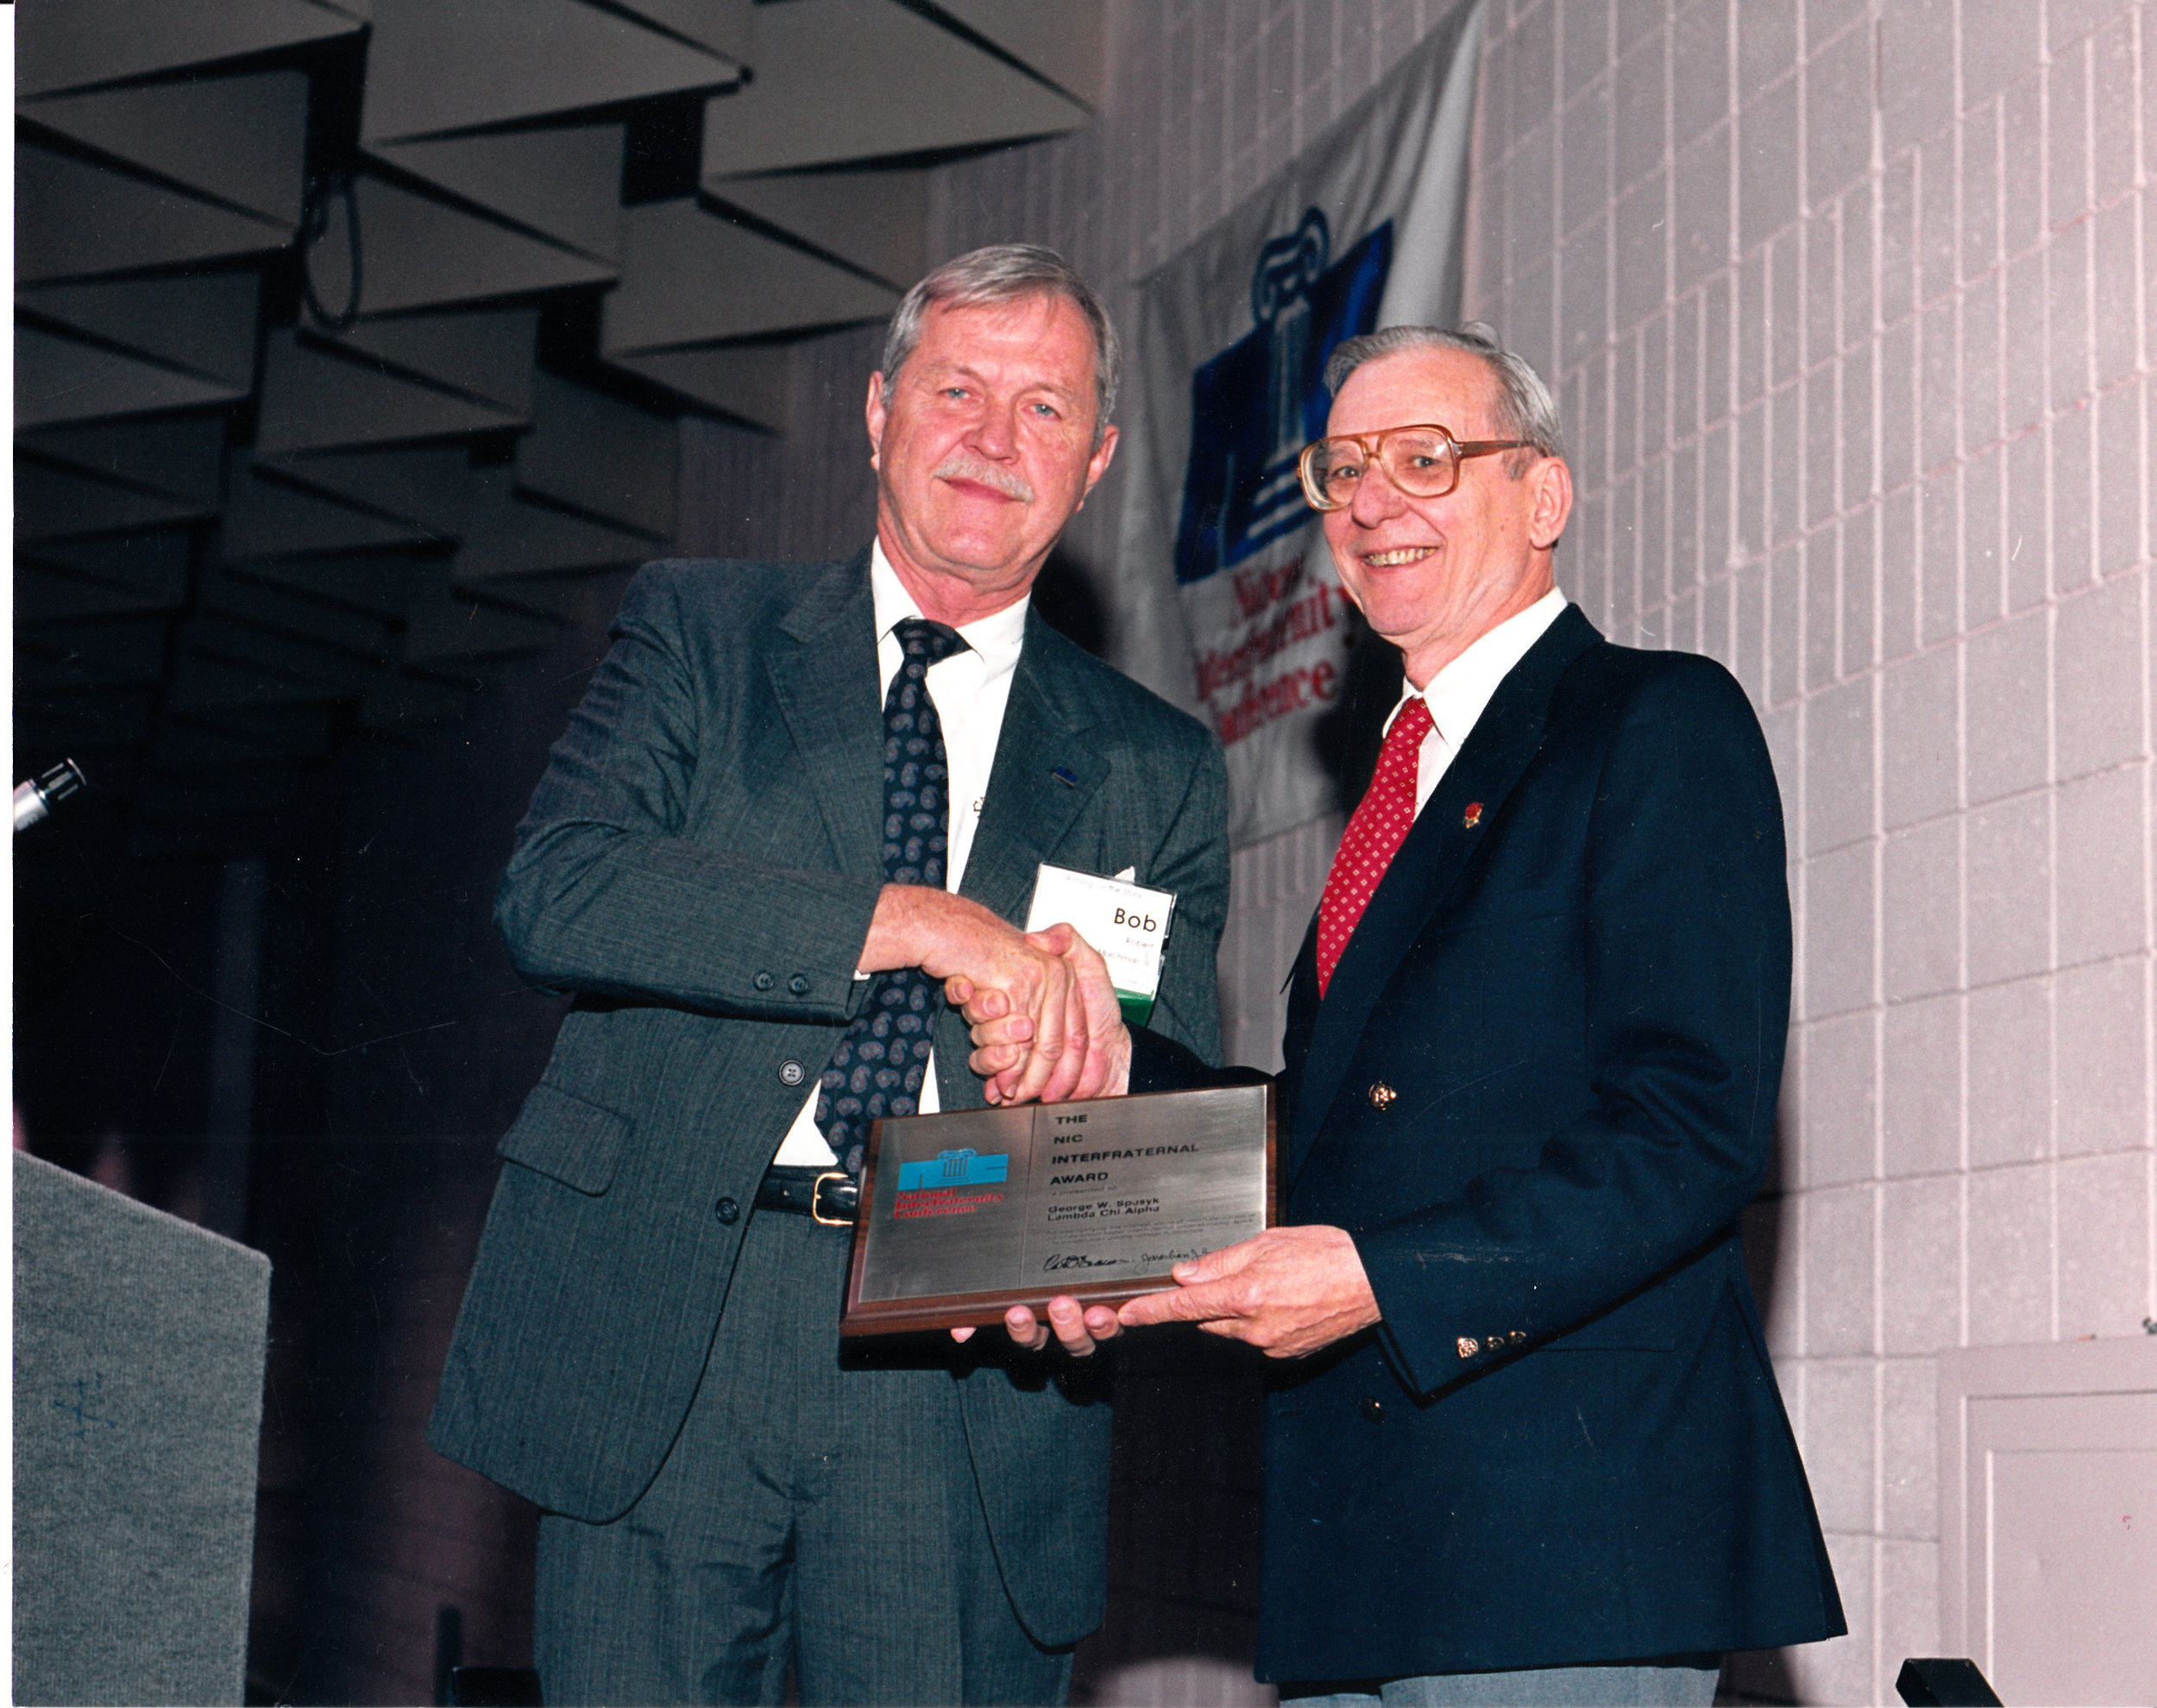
[1368,1082,1397,1109]
[1456,1336,1480,1358]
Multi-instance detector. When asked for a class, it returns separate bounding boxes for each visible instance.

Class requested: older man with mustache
[429,246,1231,1706]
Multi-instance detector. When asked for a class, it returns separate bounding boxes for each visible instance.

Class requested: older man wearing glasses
[1059,324,1846,1703]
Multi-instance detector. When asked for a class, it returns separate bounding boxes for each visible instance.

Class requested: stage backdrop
[1111,1,1483,847]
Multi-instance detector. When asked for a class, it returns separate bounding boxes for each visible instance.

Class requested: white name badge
[1025,863,1177,1025]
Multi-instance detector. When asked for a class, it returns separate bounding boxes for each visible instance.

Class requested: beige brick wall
[1462,3,2153,1699]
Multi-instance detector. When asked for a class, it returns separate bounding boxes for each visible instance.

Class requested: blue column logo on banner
[1172,210,1394,587]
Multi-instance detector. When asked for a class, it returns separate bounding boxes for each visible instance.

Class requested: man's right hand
[946,924,1129,1104]
[859,886,1106,1105]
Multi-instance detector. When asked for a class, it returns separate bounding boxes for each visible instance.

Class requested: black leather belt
[756,1165,859,1225]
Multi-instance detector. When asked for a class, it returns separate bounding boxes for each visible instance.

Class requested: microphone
[14,760,87,832]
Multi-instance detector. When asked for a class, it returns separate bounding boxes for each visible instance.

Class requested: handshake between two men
[870,882,1382,1365]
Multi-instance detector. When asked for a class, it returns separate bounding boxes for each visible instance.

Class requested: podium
[13,1152,272,1706]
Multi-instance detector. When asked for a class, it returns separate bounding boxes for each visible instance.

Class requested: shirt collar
[870,541,1029,673]
[1387,587,1569,747]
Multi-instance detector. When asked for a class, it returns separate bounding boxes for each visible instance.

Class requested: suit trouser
[535,1208,1072,1707]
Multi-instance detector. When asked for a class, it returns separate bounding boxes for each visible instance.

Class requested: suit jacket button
[789,975,811,995]
[753,970,774,991]
[1509,1330,1527,1345]
[1368,1082,1397,1110]
[1457,1335,1480,1358]
[714,1196,739,1224]
[1360,1396,1384,1422]
[778,1059,806,1087]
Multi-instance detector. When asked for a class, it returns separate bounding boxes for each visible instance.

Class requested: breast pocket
[498,1081,632,1196]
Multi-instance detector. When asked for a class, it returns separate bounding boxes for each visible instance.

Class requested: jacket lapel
[959,610,1106,924]
[764,551,884,880]
[1287,606,1602,1181]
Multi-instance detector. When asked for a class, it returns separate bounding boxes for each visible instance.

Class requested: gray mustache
[934,453,1034,503]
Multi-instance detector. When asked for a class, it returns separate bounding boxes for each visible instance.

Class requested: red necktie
[1314,697,1435,997]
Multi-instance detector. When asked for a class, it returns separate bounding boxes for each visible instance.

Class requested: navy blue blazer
[1135,606,1843,1681]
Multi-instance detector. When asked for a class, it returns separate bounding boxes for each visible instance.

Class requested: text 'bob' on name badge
[1025,863,1175,1025]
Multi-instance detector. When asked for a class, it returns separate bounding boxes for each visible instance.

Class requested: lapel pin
[1050,765,1078,788]
[1463,801,1483,829]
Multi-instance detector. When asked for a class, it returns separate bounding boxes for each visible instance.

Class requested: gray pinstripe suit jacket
[429,552,1229,1646]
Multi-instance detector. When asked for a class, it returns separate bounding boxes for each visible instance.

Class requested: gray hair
[1324,322,1566,468]
[879,244,1122,445]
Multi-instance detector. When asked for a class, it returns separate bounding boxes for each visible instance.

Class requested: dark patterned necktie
[816,617,971,1176]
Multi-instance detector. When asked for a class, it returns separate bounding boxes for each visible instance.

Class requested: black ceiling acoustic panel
[14,0,1105,859]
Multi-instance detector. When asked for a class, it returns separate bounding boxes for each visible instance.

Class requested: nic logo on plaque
[842,1084,1274,1335]
[895,1149,1009,1196]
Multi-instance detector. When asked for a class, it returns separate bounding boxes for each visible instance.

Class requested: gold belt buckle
[809,1169,852,1227]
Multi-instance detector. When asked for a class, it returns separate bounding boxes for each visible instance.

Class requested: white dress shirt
[1387,587,1569,815]
[771,543,1031,1166]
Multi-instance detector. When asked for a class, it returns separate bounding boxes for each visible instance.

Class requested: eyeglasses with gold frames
[1297,424,1531,512]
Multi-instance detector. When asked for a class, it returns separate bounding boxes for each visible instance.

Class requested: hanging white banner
[1109,3,1483,847]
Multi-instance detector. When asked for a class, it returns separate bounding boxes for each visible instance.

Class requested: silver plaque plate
[841,1083,1275,1334]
